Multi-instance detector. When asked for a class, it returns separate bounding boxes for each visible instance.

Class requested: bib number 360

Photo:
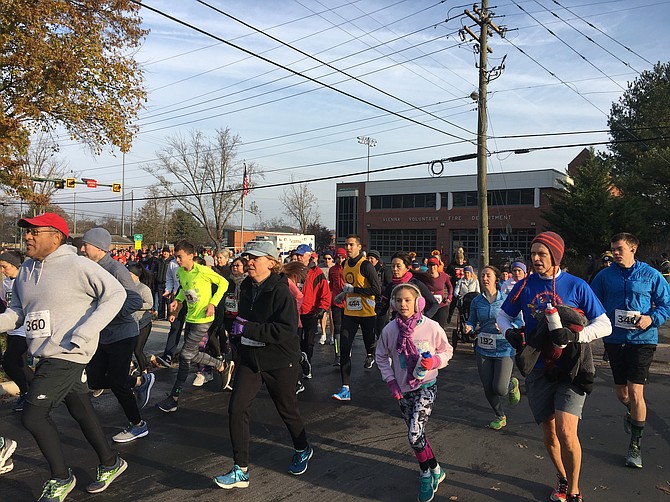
[25,310,51,338]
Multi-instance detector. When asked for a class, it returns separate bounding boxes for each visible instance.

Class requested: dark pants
[431,305,450,332]
[229,363,308,467]
[331,306,343,356]
[300,314,318,362]
[87,337,142,425]
[339,315,376,385]
[164,306,186,358]
[135,323,153,373]
[374,311,389,341]
[2,335,33,394]
[157,284,167,318]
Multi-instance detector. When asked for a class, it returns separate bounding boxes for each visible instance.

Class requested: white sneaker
[319,335,326,345]
[193,372,206,387]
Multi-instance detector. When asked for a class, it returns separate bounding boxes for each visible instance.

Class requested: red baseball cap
[18,212,69,238]
[336,248,347,257]
[427,257,440,266]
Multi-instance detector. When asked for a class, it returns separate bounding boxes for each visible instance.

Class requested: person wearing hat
[366,250,393,342]
[0,213,130,497]
[587,251,613,284]
[591,233,670,470]
[454,265,480,301]
[425,256,454,331]
[497,231,611,502]
[80,228,155,444]
[318,250,335,345]
[0,250,32,413]
[214,239,313,488]
[328,248,347,366]
[500,261,527,295]
[294,244,331,383]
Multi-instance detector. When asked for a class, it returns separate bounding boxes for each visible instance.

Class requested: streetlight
[357,136,377,182]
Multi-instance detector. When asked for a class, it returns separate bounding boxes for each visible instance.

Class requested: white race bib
[615,309,641,330]
[224,296,238,312]
[346,296,363,311]
[477,332,497,350]
[434,294,443,303]
[240,336,266,347]
[25,310,51,339]
[183,289,199,304]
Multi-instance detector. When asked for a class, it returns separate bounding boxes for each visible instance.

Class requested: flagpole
[240,163,246,253]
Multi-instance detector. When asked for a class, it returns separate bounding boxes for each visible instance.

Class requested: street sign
[134,240,142,250]
[134,234,143,241]
[85,179,97,188]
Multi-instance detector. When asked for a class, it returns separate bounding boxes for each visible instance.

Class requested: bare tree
[279,176,320,234]
[144,128,261,248]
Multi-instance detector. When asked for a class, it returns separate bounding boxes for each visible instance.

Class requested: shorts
[525,368,586,424]
[604,343,656,385]
[26,358,89,408]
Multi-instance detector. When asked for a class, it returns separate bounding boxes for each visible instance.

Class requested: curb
[0,380,19,397]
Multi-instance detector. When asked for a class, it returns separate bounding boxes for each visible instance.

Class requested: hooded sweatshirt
[0,245,126,364]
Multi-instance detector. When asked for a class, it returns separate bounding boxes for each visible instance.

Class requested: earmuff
[390,282,426,313]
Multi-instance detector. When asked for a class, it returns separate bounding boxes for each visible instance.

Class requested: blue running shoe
[331,386,350,401]
[431,465,446,492]
[418,472,434,502]
[288,445,313,475]
[135,373,155,409]
[213,465,249,489]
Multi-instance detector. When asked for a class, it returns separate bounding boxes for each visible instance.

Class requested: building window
[447,188,535,208]
[369,193,436,210]
[451,228,536,265]
[369,229,437,260]
[336,195,357,241]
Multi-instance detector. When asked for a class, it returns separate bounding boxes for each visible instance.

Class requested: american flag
[243,165,249,197]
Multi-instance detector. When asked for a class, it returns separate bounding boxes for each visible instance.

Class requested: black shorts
[26,358,89,408]
[604,343,656,385]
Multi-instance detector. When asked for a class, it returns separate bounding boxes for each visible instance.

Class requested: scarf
[395,312,423,388]
[391,270,413,285]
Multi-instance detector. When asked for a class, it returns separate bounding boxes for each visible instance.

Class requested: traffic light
[112,183,121,193]
[54,179,65,189]
[65,178,76,189]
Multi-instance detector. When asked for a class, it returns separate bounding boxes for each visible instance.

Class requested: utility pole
[462,1,506,267]
[121,152,126,237]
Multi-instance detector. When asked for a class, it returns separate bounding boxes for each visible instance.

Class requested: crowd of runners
[1,212,669,502]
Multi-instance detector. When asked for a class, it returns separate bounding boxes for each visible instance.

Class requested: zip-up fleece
[237,273,300,372]
[0,245,126,364]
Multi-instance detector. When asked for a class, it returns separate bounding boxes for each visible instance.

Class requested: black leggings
[300,314,318,362]
[2,335,33,394]
[22,393,115,479]
[134,323,153,373]
[339,315,376,386]
[331,306,343,356]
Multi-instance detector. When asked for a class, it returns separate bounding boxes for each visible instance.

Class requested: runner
[590,232,670,469]
[214,240,312,489]
[0,213,129,500]
[497,231,611,502]
[464,265,521,430]
[328,248,346,366]
[375,282,453,502]
[500,261,527,295]
[331,235,381,402]
[425,256,453,332]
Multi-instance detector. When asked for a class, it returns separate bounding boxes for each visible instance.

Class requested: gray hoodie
[0,245,126,364]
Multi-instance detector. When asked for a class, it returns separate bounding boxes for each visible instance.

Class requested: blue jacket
[466,291,520,358]
[591,260,670,345]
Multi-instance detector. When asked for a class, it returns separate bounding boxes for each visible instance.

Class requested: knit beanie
[82,227,112,251]
[367,250,381,261]
[531,231,564,265]
[0,251,22,269]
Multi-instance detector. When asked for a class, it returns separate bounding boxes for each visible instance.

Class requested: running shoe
[625,444,642,468]
[38,469,76,502]
[418,472,435,502]
[213,465,249,489]
[331,386,351,401]
[220,360,235,390]
[156,395,178,413]
[135,373,155,409]
[192,372,206,387]
[155,354,171,368]
[86,455,128,493]
[488,416,507,430]
[12,393,27,412]
[508,377,520,407]
[0,459,14,474]
[112,421,148,443]
[91,389,104,398]
[431,465,446,492]
[566,494,583,502]
[296,381,305,395]
[364,355,375,369]
[288,444,313,475]
[319,335,326,345]
[332,356,340,367]
[300,352,312,379]
[623,409,632,434]
[0,437,17,471]
[550,474,569,502]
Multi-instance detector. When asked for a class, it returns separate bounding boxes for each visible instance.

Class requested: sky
[44,0,670,232]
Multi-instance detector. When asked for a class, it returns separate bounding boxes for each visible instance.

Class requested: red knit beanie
[531,231,564,265]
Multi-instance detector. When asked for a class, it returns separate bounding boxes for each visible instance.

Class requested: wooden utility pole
[462,1,507,267]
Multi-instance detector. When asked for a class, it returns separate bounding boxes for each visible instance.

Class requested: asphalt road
[1,320,669,501]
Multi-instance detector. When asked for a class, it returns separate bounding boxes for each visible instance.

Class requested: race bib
[615,309,641,330]
[346,296,363,311]
[224,296,238,312]
[183,289,199,304]
[434,294,443,303]
[240,336,266,347]
[25,310,51,338]
[477,332,497,350]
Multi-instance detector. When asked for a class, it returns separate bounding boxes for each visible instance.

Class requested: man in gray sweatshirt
[0,213,128,500]
[81,228,153,444]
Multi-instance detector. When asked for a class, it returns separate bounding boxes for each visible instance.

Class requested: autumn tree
[145,128,261,248]
[0,0,147,199]
[279,176,320,234]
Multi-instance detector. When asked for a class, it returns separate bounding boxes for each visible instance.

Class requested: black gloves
[316,308,326,320]
[550,327,577,347]
[505,328,525,351]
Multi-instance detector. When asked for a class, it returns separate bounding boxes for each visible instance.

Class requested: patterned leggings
[398,381,437,452]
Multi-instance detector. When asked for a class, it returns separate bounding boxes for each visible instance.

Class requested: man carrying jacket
[591,232,670,469]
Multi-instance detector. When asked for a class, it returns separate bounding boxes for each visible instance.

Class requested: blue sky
[48,0,670,229]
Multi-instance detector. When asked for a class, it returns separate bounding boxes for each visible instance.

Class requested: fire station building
[335,167,569,264]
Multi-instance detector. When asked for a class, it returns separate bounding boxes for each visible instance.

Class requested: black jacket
[237,273,300,372]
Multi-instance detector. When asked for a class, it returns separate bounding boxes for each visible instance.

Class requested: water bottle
[545,303,566,349]
[413,351,432,380]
